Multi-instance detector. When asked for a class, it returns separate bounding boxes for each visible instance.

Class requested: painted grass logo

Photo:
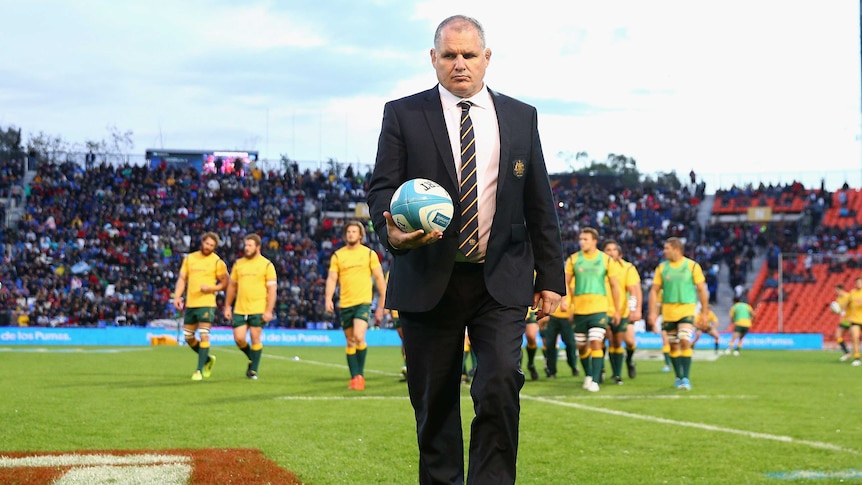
[0,449,302,484]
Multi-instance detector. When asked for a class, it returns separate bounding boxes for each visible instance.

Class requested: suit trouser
[401,263,526,485]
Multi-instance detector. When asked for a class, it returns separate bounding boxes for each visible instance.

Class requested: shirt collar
[438,84,492,111]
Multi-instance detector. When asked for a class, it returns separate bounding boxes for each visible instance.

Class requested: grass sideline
[1,345,860,484]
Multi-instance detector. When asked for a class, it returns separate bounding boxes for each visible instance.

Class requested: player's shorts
[340,304,371,329]
[392,316,401,329]
[609,317,629,333]
[184,307,217,325]
[661,316,695,333]
[851,322,862,329]
[573,312,608,334]
[839,320,851,329]
[734,325,750,336]
[232,314,265,328]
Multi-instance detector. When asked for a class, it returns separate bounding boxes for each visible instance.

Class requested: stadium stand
[1,152,858,344]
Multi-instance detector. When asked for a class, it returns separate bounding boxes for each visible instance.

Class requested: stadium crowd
[0,157,840,329]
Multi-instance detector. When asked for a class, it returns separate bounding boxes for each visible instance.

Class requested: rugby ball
[830,301,842,314]
[390,178,454,233]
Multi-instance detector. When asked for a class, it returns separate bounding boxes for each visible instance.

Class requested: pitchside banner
[0,327,404,347]
[0,327,822,349]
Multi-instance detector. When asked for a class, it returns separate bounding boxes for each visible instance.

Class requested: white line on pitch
[226,349,404,377]
[522,395,860,455]
[535,394,758,400]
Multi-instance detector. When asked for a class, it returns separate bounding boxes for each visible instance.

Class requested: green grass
[1,345,861,484]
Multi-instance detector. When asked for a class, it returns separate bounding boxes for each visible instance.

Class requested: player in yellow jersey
[648,237,709,390]
[837,277,862,366]
[602,240,642,384]
[173,232,228,381]
[224,234,277,380]
[566,227,621,392]
[693,306,721,354]
[832,284,852,361]
[325,221,387,390]
[726,296,755,355]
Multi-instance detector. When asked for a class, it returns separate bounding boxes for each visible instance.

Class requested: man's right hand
[384,211,443,250]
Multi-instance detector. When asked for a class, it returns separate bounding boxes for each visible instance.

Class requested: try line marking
[522,395,861,456]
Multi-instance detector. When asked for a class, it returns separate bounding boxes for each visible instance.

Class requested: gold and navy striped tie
[458,101,479,258]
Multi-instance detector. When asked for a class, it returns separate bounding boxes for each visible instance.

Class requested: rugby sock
[346,347,358,377]
[609,346,624,377]
[188,340,200,354]
[680,348,693,379]
[526,344,537,367]
[579,348,590,376]
[714,340,719,352]
[469,349,477,369]
[197,341,210,371]
[838,338,849,354]
[669,349,681,378]
[590,349,604,382]
[237,342,252,360]
[250,343,263,372]
[662,345,672,367]
[625,345,635,365]
[356,343,368,375]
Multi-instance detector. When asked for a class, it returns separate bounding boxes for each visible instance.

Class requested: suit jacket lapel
[423,86,459,189]
[490,89,510,195]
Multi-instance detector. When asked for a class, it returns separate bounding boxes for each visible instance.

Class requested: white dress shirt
[439,84,500,262]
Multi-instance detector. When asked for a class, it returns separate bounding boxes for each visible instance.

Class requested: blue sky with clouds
[2,0,860,189]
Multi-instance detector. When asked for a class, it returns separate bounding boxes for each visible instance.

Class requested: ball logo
[390,178,454,234]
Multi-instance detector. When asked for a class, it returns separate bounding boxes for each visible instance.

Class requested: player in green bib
[726,296,755,355]
[647,237,709,391]
[565,228,621,392]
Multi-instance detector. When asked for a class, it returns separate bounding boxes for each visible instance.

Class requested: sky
[2,0,861,190]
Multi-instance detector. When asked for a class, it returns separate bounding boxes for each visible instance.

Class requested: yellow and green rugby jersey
[729,302,754,328]
[842,288,862,324]
[654,258,705,322]
[329,245,381,308]
[605,258,640,318]
[180,251,228,308]
[230,254,277,315]
[566,250,614,315]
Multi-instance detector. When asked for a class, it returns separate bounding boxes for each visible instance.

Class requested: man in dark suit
[367,15,565,485]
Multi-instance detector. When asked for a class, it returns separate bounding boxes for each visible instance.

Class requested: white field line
[0,347,151,353]
[0,454,191,467]
[522,395,861,455]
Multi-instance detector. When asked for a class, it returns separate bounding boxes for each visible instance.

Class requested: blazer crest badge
[512,159,526,178]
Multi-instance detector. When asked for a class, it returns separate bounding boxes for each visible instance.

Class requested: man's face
[244,240,259,258]
[345,225,362,245]
[663,243,679,261]
[579,233,597,253]
[431,22,490,98]
[603,243,620,261]
[200,237,216,256]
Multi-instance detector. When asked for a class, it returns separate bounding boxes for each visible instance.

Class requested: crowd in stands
[0,159,376,328]
[0,155,855,330]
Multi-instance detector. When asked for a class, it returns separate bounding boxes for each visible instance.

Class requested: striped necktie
[458,101,479,258]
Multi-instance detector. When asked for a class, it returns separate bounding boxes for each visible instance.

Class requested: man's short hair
[434,15,486,50]
[245,233,262,247]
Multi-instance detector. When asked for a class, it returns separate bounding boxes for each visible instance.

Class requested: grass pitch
[1,343,860,484]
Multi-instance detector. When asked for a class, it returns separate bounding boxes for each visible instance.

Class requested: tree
[106,125,134,164]
[27,131,72,164]
[0,125,24,158]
